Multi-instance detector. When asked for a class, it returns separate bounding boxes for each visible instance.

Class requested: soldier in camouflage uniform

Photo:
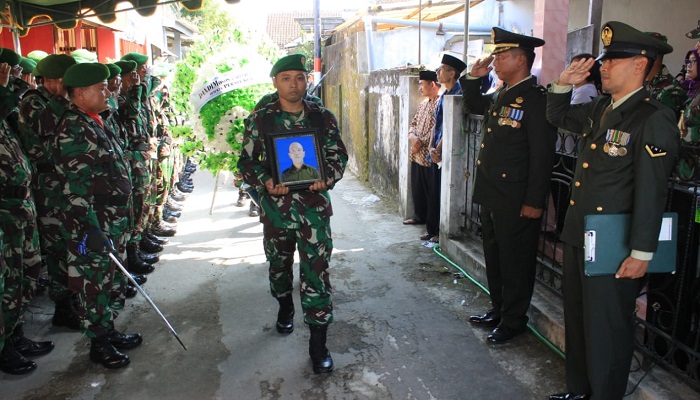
[238,54,348,375]
[54,63,142,369]
[114,60,158,274]
[644,32,686,119]
[0,51,54,375]
[17,53,81,330]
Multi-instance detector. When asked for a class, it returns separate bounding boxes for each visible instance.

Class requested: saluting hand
[470,56,494,78]
[0,63,10,87]
[558,57,597,86]
[615,256,649,279]
[265,178,289,196]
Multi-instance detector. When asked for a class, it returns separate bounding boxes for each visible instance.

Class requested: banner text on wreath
[190,66,269,111]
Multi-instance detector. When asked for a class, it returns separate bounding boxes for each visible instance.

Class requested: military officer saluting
[547,22,679,400]
[461,28,557,344]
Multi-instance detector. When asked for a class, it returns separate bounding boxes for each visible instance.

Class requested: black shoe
[468,309,501,327]
[276,297,295,334]
[170,192,186,202]
[130,273,147,286]
[486,325,526,344]
[140,237,164,253]
[0,341,37,375]
[11,325,54,357]
[138,251,159,265]
[177,182,193,193]
[162,214,178,224]
[166,200,184,211]
[164,209,181,219]
[309,325,333,374]
[108,330,143,350]
[90,336,130,369]
[549,393,590,400]
[146,230,170,245]
[126,244,155,274]
[124,285,138,299]
[52,295,82,331]
[249,203,260,217]
[152,223,177,237]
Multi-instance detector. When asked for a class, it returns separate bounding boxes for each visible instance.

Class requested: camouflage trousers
[129,158,153,242]
[66,216,129,338]
[0,219,42,339]
[263,220,334,326]
[0,228,6,352]
[150,154,172,223]
[34,173,72,301]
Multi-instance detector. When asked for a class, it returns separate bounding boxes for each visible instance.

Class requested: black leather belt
[93,194,130,206]
[1,186,30,199]
[36,164,57,174]
[130,143,150,151]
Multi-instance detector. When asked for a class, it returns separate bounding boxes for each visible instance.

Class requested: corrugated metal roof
[333,0,482,33]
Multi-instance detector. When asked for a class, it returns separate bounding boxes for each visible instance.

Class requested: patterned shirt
[647,65,686,119]
[408,96,439,167]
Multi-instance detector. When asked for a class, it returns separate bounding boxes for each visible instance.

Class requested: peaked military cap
[105,63,122,79]
[0,48,21,66]
[121,52,148,66]
[440,54,467,74]
[19,57,37,75]
[62,63,109,88]
[36,54,76,79]
[270,53,307,77]
[491,27,545,55]
[114,60,137,74]
[597,21,673,61]
[419,70,438,82]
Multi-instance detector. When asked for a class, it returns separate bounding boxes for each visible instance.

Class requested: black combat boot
[90,335,130,369]
[146,229,170,245]
[130,273,147,286]
[52,295,82,331]
[10,324,54,357]
[137,250,159,265]
[163,209,181,219]
[276,296,295,334]
[124,284,138,299]
[151,221,177,237]
[126,243,155,274]
[0,338,37,375]
[140,236,163,254]
[308,324,333,374]
[107,330,143,350]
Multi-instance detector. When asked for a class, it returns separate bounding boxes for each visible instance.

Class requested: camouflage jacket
[254,92,323,112]
[647,65,687,119]
[0,79,36,223]
[684,90,700,143]
[53,103,133,234]
[238,99,348,229]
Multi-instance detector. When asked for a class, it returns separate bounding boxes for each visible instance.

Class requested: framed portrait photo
[265,129,326,190]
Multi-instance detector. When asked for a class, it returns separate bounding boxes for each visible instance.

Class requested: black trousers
[563,245,642,400]
[425,163,441,236]
[409,162,431,223]
[479,206,540,329]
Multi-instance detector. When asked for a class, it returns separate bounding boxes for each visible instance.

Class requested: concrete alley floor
[1,171,566,400]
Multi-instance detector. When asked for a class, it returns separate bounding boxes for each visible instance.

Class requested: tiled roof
[266,11,343,49]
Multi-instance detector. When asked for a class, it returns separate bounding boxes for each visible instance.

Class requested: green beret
[105,63,122,79]
[62,63,110,88]
[27,50,48,62]
[71,48,97,63]
[597,21,674,61]
[270,53,307,77]
[19,57,37,75]
[121,52,148,66]
[36,54,77,79]
[114,60,137,74]
[0,48,22,66]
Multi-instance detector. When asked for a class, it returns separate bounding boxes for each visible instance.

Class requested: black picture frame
[265,129,326,191]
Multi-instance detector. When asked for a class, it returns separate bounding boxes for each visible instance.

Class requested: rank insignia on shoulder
[645,143,667,158]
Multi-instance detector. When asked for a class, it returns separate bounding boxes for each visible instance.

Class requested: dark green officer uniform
[461,28,557,332]
[546,21,679,399]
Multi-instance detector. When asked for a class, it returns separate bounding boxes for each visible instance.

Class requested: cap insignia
[300,56,306,65]
[601,27,613,46]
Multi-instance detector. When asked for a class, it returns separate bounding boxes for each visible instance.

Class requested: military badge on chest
[604,129,631,157]
[497,106,524,128]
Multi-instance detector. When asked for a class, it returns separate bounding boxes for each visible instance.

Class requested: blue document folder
[583,213,677,276]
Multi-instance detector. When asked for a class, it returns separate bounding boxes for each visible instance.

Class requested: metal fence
[459,113,700,391]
